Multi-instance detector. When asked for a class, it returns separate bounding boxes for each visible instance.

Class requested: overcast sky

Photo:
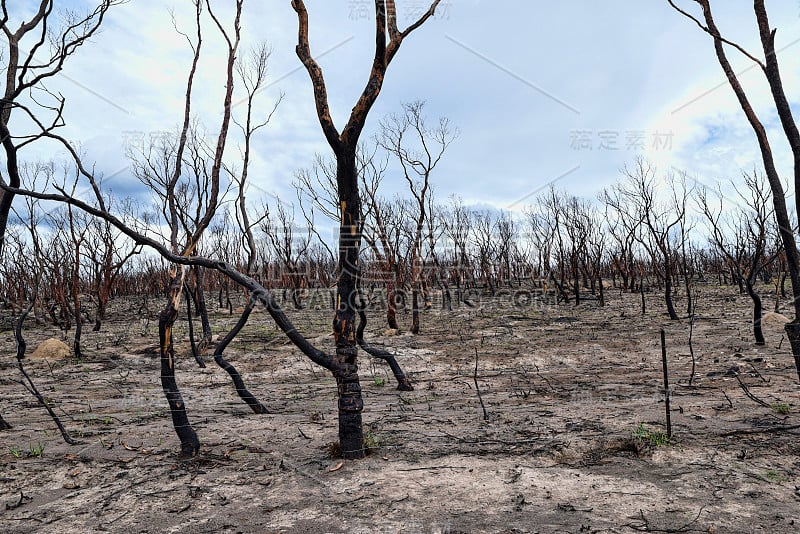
[10,1,800,216]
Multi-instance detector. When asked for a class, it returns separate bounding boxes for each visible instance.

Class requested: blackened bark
[386,278,399,329]
[411,286,420,334]
[183,284,206,368]
[73,309,83,359]
[213,299,268,414]
[15,289,77,444]
[291,287,304,309]
[0,120,19,254]
[573,256,580,306]
[746,280,765,345]
[640,279,646,315]
[158,300,200,457]
[785,321,800,382]
[664,268,679,320]
[292,0,441,457]
[442,282,452,312]
[683,269,693,316]
[0,414,10,430]
[668,0,800,377]
[92,300,104,332]
[333,151,365,459]
[193,266,212,343]
[598,275,605,306]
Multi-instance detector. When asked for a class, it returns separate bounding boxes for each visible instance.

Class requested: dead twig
[14,282,78,445]
[734,375,771,408]
[625,505,705,532]
[474,348,489,421]
[688,296,697,386]
[721,424,800,436]
[660,329,672,438]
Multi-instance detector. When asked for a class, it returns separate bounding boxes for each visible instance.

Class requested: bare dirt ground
[2,283,800,533]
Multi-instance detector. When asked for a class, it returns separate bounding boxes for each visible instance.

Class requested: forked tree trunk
[292,0,439,457]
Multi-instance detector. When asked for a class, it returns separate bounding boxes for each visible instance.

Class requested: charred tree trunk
[785,321,800,382]
[356,300,412,390]
[668,0,800,379]
[683,270,693,316]
[386,276,399,329]
[192,266,212,343]
[291,286,304,309]
[598,275,605,306]
[746,279,766,345]
[92,299,105,332]
[573,255,580,306]
[183,284,206,368]
[411,285,420,334]
[159,276,200,456]
[664,274,679,320]
[292,0,440,457]
[640,279,646,315]
[333,151,365,459]
[441,280,452,311]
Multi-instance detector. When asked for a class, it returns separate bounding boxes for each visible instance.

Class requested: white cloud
[7,1,800,214]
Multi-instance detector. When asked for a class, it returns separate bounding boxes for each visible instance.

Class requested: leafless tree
[0,1,123,252]
[603,187,641,293]
[291,0,441,456]
[127,0,244,455]
[668,0,800,378]
[698,171,779,344]
[441,195,475,304]
[609,159,686,320]
[230,42,282,277]
[378,100,456,333]
[83,202,140,331]
[261,201,312,309]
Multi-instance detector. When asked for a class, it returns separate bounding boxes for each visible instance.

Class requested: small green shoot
[771,402,790,415]
[364,431,381,451]
[373,376,385,387]
[632,422,671,447]
[10,442,45,458]
[762,469,787,483]
[28,442,45,458]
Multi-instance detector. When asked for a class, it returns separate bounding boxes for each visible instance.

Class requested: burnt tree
[291,0,441,458]
[668,0,800,378]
